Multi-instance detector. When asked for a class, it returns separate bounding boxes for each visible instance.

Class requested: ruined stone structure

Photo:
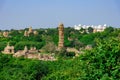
[13,46,55,61]
[13,46,26,57]
[3,31,9,37]
[28,27,33,34]
[13,46,37,57]
[24,46,28,53]
[24,30,29,36]
[24,27,38,36]
[93,29,97,33]
[58,23,64,49]
[85,45,92,50]
[29,47,38,53]
[33,31,38,35]
[66,48,79,54]
[2,43,14,54]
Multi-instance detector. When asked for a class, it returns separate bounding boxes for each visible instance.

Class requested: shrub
[66,52,75,57]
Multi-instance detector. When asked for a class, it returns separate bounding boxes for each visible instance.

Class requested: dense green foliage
[0,27,99,51]
[42,37,120,80]
[0,27,120,80]
[0,54,49,80]
[0,36,120,79]
[0,26,115,51]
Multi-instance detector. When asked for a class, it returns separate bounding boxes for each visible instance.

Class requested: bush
[42,37,120,80]
[66,52,75,57]
[41,42,57,53]
[0,54,49,80]
[14,41,44,50]
[0,42,7,51]
[58,48,75,58]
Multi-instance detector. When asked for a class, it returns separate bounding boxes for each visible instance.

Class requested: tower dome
[59,23,64,28]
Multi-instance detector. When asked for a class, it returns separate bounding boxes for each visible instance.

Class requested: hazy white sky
[0,0,120,30]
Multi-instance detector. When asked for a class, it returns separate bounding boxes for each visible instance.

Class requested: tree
[104,26,114,33]
[41,42,56,53]
[0,42,6,51]
[88,27,93,33]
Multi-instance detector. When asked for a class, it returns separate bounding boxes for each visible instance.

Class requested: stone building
[29,47,38,53]
[33,31,38,35]
[28,27,33,34]
[13,46,38,57]
[2,43,14,54]
[24,30,29,36]
[3,31,9,37]
[24,27,38,36]
[13,46,27,57]
[58,23,64,49]
[13,46,55,61]
[74,24,106,33]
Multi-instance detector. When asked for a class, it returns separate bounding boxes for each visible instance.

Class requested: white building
[74,24,107,32]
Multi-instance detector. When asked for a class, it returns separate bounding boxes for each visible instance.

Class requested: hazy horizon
[0,0,120,30]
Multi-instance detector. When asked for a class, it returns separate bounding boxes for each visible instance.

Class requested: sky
[0,0,120,30]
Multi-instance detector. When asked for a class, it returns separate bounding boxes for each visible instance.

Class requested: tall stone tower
[58,23,64,49]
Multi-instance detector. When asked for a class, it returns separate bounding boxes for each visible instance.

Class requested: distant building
[24,27,38,36]
[74,24,107,32]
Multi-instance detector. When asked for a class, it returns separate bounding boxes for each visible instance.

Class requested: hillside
[0,27,120,80]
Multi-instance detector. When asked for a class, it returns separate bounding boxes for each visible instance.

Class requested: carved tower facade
[58,23,64,49]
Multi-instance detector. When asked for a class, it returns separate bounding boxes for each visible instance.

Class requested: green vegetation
[0,54,49,80]
[0,27,115,51]
[0,26,120,79]
[42,37,120,80]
